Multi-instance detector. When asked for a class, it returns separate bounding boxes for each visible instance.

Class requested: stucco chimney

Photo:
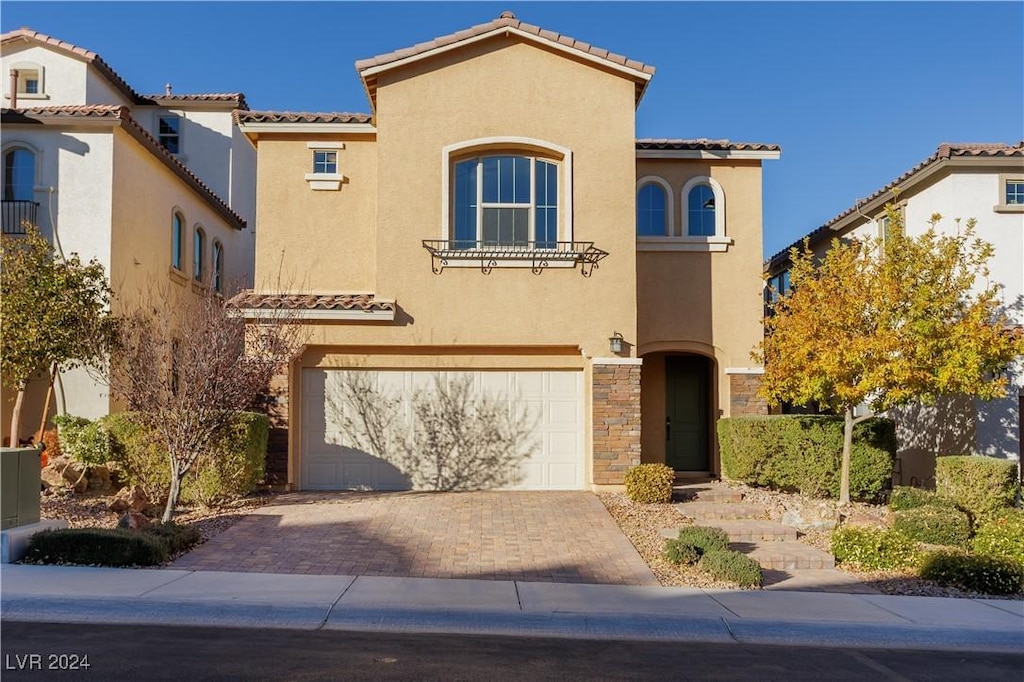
[9,69,18,109]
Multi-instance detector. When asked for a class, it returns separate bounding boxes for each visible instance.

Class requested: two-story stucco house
[235,13,779,491]
[0,29,255,443]
[766,142,1024,486]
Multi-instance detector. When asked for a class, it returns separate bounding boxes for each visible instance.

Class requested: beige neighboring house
[766,142,1024,486]
[1,29,252,444]
[235,12,779,491]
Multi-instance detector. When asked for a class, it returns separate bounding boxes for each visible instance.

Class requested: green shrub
[935,456,1018,522]
[104,411,269,506]
[718,416,895,502]
[23,528,168,567]
[698,549,763,588]
[893,506,971,547]
[664,540,700,566]
[141,522,202,555]
[830,526,920,571]
[889,486,955,512]
[53,415,113,466]
[673,526,730,553]
[971,510,1024,564]
[919,550,1024,595]
[624,463,675,504]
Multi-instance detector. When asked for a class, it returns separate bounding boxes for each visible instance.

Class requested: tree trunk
[840,406,854,505]
[9,383,26,447]
[36,364,57,442]
[163,462,183,523]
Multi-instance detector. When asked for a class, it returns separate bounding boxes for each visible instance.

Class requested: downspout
[9,69,17,108]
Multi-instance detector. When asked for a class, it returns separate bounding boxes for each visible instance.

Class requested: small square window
[24,79,38,94]
[158,115,181,154]
[312,150,337,174]
[1007,181,1024,205]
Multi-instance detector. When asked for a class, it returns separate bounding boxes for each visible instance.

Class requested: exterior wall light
[609,332,624,354]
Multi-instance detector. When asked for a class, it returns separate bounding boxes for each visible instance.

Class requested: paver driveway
[171,491,657,585]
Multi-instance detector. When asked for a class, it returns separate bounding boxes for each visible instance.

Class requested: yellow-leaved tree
[756,204,1024,504]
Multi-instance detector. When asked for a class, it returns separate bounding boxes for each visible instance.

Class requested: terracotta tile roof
[1,27,143,104]
[236,110,373,124]
[228,292,395,313]
[140,93,250,110]
[766,141,1024,270]
[637,138,781,152]
[1,104,245,230]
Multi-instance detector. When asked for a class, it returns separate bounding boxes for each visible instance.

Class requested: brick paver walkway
[171,491,657,585]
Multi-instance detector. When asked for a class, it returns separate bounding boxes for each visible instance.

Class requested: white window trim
[681,176,726,242]
[995,174,1024,213]
[1,141,42,198]
[441,136,573,243]
[5,62,48,100]
[156,112,184,157]
[637,235,734,252]
[193,225,206,282]
[170,208,186,274]
[306,148,344,190]
[636,175,674,237]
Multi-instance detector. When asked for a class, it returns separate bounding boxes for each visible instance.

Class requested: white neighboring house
[766,142,1024,486]
[0,28,256,443]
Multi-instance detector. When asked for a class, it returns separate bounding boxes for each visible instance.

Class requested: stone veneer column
[258,370,290,486]
[726,368,767,416]
[592,359,642,485]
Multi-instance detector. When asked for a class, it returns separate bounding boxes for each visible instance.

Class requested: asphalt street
[3,622,1022,681]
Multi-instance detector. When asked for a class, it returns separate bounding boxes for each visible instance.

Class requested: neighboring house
[234,12,779,491]
[0,28,254,443]
[765,142,1024,486]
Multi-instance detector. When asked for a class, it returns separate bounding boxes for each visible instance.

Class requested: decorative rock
[781,502,840,531]
[117,511,150,529]
[59,461,89,493]
[40,465,66,490]
[843,511,889,529]
[86,464,112,493]
[108,485,150,514]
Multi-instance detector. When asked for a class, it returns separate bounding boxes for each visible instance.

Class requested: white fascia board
[359,26,653,84]
[239,308,395,321]
[238,122,376,135]
[636,149,781,161]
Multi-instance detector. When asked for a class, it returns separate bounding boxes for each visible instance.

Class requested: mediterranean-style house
[766,142,1024,486]
[0,28,254,443]
[235,12,779,491]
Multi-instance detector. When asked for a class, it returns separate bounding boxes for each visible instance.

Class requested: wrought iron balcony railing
[422,239,609,276]
[1,200,39,235]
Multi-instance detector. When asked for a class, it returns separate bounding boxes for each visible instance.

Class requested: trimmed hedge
[971,510,1024,564]
[24,528,168,567]
[919,550,1024,595]
[673,526,730,553]
[664,541,700,566]
[830,526,920,571]
[718,416,896,502]
[888,486,955,512]
[935,456,1019,522]
[892,506,971,548]
[624,463,675,504]
[698,549,763,588]
[104,412,268,506]
[142,522,202,555]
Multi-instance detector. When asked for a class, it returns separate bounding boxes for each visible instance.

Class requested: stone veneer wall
[259,370,290,486]
[592,361,642,485]
[729,373,767,416]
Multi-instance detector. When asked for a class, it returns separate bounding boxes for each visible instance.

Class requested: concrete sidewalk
[1,564,1021,653]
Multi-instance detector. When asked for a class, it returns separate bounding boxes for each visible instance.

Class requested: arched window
[636,180,670,236]
[171,212,185,271]
[211,240,224,293]
[3,148,35,201]
[193,226,206,281]
[687,185,716,236]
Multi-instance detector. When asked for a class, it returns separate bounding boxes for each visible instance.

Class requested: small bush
[888,486,955,512]
[972,510,1024,564]
[718,416,895,502]
[893,506,971,548]
[830,526,920,571]
[935,456,1018,522]
[103,413,169,501]
[698,549,763,588]
[141,522,202,555]
[919,550,1024,595]
[53,415,113,466]
[664,540,700,566]
[674,526,731,553]
[624,463,675,504]
[23,528,168,567]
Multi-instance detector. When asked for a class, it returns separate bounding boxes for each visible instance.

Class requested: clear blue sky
[4,2,1021,258]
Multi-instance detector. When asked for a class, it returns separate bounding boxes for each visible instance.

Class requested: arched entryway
[641,352,717,475]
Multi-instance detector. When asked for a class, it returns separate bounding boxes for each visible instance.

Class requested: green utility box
[1,447,42,530]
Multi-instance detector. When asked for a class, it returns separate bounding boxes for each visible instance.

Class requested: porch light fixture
[608,332,624,354]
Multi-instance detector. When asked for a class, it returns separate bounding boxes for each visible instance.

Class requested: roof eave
[636,149,781,160]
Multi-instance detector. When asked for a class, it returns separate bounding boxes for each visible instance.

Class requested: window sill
[305,173,344,191]
[191,280,210,295]
[169,266,188,286]
[5,93,49,101]
[993,204,1024,213]
[637,236,734,252]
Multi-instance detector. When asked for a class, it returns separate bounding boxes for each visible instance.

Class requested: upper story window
[3,148,35,201]
[158,115,181,154]
[171,212,185,271]
[211,240,224,293]
[193,226,206,282]
[7,63,46,100]
[305,143,345,190]
[636,180,669,236]
[767,270,791,304]
[995,174,1024,213]
[313,150,337,174]
[1007,180,1024,205]
[453,154,558,248]
[687,185,716,236]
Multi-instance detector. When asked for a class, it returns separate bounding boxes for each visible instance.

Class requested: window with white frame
[158,115,181,154]
[3,147,35,201]
[453,154,558,248]
[193,226,205,282]
[687,185,716,236]
[312,150,337,174]
[171,212,185,271]
[211,240,224,293]
[1005,179,1024,205]
[8,63,45,99]
[636,181,669,236]
[678,176,727,247]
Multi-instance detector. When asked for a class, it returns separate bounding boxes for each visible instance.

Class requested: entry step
[661,520,797,543]
[729,540,835,570]
[672,484,742,503]
[675,501,766,521]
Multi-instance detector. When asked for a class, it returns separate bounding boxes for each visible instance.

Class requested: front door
[665,356,710,471]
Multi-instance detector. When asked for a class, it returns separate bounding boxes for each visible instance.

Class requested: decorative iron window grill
[422,240,608,276]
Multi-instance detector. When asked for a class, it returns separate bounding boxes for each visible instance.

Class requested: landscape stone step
[675,501,766,521]
[672,484,743,504]
[729,540,835,570]
[661,520,798,543]
[761,568,879,594]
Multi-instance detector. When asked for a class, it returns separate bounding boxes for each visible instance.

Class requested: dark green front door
[665,356,710,471]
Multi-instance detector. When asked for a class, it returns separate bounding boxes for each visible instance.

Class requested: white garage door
[301,369,584,491]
